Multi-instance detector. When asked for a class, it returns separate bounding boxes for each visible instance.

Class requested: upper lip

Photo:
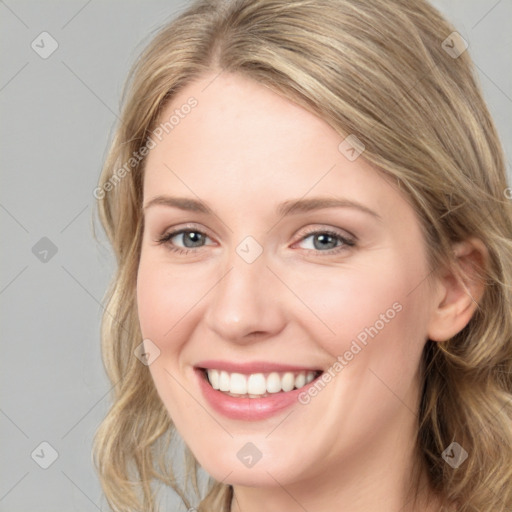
[195,360,322,374]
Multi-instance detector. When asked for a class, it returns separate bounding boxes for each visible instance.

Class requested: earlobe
[427,238,488,343]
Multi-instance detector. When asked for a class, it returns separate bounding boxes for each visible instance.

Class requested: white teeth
[219,371,230,391]
[205,369,320,397]
[295,372,306,388]
[209,369,220,389]
[247,373,266,394]
[266,372,282,393]
[281,372,295,392]
[230,373,247,394]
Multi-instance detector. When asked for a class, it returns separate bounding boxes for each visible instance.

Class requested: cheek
[136,258,207,424]
[288,249,432,406]
[136,255,204,344]
[136,262,170,342]
[294,261,425,353]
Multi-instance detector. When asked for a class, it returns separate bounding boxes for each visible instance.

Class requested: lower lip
[195,368,321,421]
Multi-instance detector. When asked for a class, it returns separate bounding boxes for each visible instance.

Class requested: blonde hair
[92,1,512,510]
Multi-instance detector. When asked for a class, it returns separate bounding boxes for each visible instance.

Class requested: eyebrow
[143,195,381,219]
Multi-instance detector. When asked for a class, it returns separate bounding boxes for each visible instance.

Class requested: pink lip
[195,359,321,374]
[194,366,323,421]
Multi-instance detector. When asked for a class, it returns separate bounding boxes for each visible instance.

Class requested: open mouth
[200,368,323,398]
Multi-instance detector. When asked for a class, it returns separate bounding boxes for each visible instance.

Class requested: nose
[203,249,287,344]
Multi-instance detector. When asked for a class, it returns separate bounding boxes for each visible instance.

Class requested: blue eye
[157,229,212,254]
[156,227,355,256]
[297,230,354,252]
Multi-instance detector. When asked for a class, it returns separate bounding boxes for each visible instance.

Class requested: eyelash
[155,225,356,256]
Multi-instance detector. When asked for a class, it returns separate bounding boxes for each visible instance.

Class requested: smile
[205,369,320,398]
[194,362,324,420]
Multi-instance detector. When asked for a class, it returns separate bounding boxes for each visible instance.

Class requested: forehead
[147,73,337,164]
[142,72,397,218]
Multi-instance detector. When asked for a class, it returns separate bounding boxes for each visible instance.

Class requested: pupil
[184,231,203,247]
[314,234,336,250]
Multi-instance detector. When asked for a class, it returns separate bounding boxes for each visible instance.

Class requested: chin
[196,447,305,488]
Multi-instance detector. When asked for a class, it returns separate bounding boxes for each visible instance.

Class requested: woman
[93,1,512,510]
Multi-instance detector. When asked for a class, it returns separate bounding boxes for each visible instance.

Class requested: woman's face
[137,72,439,488]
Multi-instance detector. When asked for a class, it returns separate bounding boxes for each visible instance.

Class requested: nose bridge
[204,241,285,342]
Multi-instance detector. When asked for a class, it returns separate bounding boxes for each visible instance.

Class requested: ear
[427,237,488,342]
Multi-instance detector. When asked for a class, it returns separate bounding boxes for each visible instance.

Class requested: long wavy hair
[92,1,512,510]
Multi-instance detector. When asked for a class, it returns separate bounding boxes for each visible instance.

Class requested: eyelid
[155,223,354,242]
[155,223,357,255]
[294,224,357,244]
[156,222,214,240]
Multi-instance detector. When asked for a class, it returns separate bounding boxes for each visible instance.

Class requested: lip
[194,365,323,421]
[195,359,321,374]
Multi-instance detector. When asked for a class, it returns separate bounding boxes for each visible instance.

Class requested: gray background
[0,1,510,510]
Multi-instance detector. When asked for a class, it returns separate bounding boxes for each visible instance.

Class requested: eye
[155,226,356,256]
[156,228,213,254]
[295,228,355,254]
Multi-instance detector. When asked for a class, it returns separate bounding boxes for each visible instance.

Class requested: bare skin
[137,72,485,512]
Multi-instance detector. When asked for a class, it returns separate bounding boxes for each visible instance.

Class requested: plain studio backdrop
[0,1,510,510]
